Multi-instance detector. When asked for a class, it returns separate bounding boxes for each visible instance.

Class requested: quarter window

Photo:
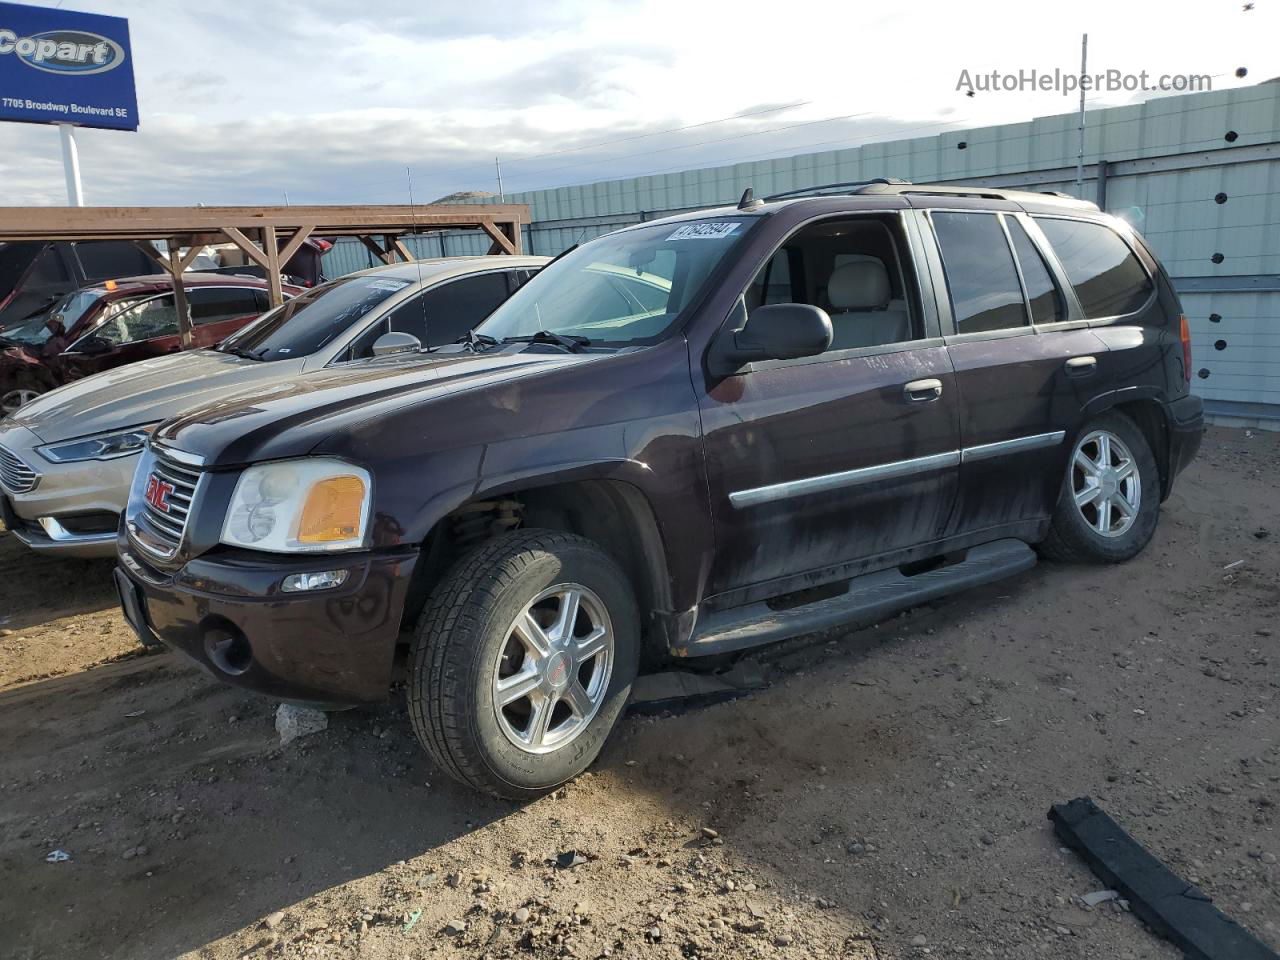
[931,211,1027,334]
[1005,219,1063,324]
[1034,218,1153,318]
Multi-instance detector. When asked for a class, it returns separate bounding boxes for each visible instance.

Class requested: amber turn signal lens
[297,476,366,544]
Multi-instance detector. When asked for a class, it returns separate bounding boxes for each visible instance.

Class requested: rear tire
[1040,411,1159,563]
[407,529,639,799]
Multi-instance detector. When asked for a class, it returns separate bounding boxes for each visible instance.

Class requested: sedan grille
[0,444,38,494]
[130,451,202,557]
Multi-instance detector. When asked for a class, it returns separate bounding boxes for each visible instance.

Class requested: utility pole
[495,157,505,201]
[1076,33,1088,195]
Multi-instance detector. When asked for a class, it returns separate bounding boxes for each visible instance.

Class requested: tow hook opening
[204,625,252,676]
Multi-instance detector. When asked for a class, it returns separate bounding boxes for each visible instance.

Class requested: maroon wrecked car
[0,273,300,415]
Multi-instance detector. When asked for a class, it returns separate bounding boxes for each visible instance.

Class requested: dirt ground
[1,426,1276,960]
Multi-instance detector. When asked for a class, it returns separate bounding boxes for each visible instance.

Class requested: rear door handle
[1065,355,1097,375]
[903,378,943,402]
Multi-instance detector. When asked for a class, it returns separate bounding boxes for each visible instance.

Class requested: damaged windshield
[475,217,754,347]
[3,289,102,345]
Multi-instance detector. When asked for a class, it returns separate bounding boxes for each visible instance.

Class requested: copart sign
[0,1,138,131]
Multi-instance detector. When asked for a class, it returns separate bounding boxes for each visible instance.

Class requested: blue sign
[0,1,137,131]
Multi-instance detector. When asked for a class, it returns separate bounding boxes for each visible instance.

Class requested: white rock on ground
[275,704,328,745]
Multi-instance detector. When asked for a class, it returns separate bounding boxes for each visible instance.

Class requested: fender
[1079,383,1167,420]
[1078,384,1175,498]
[400,456,688,653]
[400,456,655,546]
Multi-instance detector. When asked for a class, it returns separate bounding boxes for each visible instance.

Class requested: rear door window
[1005,219,1063,325]
[930,212,1028,334]
[1033,218,1153,319]
[187,287,263,325]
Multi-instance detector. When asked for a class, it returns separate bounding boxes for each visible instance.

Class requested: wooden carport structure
[0,203,530,347]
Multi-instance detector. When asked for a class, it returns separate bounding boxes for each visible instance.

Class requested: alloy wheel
[492,583,614,754]
[0,389,41,416]
[1070,429,1141,538]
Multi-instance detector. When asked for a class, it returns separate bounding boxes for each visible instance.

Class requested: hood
[9,350,303,444]
[153,348,596,467]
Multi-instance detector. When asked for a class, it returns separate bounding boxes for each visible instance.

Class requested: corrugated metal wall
[325,83,1280,421]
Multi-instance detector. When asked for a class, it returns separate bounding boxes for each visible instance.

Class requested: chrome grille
[0,444,38,494]
[134,453,201,556]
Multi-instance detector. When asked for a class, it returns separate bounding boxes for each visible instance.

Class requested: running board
[679,538,1036,657]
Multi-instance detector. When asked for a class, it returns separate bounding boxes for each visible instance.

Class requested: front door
[697,213,962,603]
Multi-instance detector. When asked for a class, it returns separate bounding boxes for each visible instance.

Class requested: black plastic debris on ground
[1049,797,1278,960]
[627,661,767,716]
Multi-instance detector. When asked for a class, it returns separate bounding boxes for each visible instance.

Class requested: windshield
[4,289,101,345]
[476,217,754,346]
[219,274,413,361]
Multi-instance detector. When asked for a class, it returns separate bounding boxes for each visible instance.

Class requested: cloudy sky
[1,0,1275,206]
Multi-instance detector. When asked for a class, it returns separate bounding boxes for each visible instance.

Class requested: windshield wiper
[456,330,499,352]
[501,330,590,353]
[219,344,265,361]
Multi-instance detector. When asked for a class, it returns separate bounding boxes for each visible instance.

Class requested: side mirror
[370,331,422,357]
[708,303,832,377]
[75,335,111,356]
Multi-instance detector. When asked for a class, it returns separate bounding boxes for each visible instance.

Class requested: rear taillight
[1179,314,1192,383]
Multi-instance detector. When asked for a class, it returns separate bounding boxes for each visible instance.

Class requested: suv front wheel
[1040,411,1160,563]
[407,529,639,799]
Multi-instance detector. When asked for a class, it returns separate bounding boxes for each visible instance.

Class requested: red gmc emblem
[144,474,175,513]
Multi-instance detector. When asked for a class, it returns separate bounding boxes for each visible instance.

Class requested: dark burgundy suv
[114,181,1203,797]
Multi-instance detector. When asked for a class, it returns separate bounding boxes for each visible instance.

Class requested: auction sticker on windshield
[666,222,741,241]
[368,278,412,290]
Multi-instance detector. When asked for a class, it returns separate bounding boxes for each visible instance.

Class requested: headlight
[39,424,157,463]
[221,458,371,553]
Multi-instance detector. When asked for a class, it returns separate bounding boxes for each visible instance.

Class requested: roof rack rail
[852,181,1098,209]
[762,177,911,202]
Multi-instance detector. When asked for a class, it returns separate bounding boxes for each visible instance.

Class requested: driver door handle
[903,378,943,402]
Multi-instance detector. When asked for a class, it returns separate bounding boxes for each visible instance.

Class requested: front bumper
[116,537,419,705]
[0,423,135,558]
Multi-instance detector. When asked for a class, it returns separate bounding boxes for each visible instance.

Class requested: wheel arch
[1080,389,1173,500]
[401,469,675,663]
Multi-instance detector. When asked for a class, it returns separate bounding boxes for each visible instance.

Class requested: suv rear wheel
[407,529,639,799]
[1040,411,1159,563]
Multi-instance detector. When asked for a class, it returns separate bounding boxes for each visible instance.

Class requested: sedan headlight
[39,424,157,463]
[221,458,371,553]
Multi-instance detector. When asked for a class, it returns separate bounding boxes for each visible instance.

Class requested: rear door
[915,205,1109,538]
[697,213,962,603]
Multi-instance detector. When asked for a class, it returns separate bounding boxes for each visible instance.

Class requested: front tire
[1040,411,1159,563]
[407,529,639,799]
